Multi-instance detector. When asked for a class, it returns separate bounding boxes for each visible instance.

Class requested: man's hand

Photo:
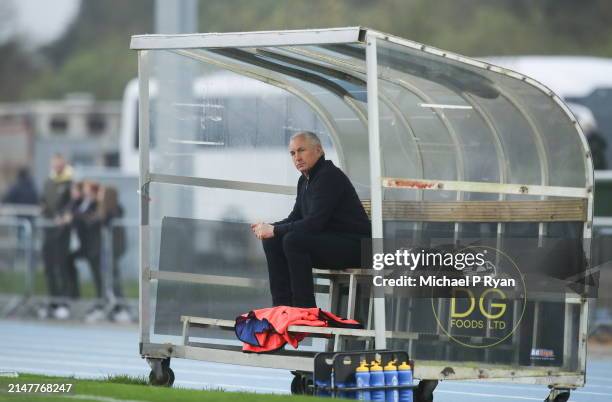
[56,213,71,225]
[251,222,275,240]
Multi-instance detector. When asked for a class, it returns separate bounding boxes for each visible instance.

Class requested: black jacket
[71,197,100,258]
[2,177,38,205]
[273,156,371,236]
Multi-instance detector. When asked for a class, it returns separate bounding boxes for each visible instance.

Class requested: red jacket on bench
[235,306,362,353]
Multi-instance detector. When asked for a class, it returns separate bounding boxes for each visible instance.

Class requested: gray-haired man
[251,132,370,307]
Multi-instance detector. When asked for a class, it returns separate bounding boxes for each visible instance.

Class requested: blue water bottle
[369,360,385,401]
[397,361,413,402]
[355,360,371,401]
[384,361,399,402]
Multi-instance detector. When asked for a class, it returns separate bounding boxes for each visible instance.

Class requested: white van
[119,73,337,177]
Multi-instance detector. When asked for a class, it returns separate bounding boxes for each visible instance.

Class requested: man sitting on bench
[251,131,371,308]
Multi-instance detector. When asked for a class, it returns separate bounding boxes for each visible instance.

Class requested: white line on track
[588,376,612,381]
[0,366,107,378]
[442,380,612,398]
[0,355,289,382]
[581,383,612,389]
[573,390,612,396]
[585,367,612,375]
[174,379,285,393]
[436,390,544,400]
[436,389,590,401]
[0,343,138,359]
[0,334,137,350]
[0,343,286,372]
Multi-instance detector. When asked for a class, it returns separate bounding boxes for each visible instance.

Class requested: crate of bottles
[313,350,416,401]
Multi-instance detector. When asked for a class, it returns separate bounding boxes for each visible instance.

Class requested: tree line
[2,0,612,102]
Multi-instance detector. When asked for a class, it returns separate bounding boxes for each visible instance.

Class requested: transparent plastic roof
[132,27,592,190]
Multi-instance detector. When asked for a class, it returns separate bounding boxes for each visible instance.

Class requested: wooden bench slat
[360,199,586,222]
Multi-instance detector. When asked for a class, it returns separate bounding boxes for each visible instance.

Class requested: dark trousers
[262,231,363,308]
[65,253,80,299]
[42,227,70,298]
[112,257,124,299]
[68,249,102,300]
[87,252,103,299]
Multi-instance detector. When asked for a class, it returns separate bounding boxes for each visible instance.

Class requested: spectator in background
[2,167,39,271]
[72,180,103,310]
[62,181,85,299]
[97,185,130,322]
[2,167,38,206]
[40,154,73,319]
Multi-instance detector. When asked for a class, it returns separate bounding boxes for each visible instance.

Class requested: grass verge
[0,373,320,402]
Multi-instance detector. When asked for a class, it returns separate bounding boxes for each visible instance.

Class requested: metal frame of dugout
[130,27,593,400]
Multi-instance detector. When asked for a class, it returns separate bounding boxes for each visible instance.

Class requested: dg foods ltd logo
[431,245,526,348]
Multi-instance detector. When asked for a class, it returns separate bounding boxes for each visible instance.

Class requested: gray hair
[291,131,322,147]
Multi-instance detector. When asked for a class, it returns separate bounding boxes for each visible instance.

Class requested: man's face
[289,135,322,175]
[51,157,66,175]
